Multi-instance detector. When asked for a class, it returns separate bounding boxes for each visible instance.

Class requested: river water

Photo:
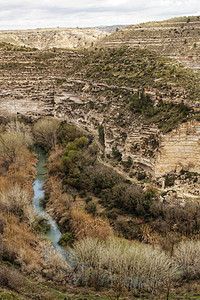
[33,147,66,257]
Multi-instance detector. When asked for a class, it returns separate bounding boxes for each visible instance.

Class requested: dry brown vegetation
[70,209,113,240]
[0,121,43,275]
[71,236,175,297]
[0,119,72,295]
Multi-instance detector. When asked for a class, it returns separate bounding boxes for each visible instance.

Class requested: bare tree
[33,118,60,150]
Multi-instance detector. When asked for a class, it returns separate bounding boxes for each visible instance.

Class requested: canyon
[0,16,200,199]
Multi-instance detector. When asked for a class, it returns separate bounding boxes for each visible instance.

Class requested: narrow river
[33,147,66,257]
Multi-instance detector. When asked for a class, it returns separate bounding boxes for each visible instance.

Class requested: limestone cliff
[155,120,200,177]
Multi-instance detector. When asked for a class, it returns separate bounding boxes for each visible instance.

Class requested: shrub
[86,196,92,204]
[71,237,176,293]
[42,245,72,283]
[0,266,24,292]
[98,124,105,145]
[137,172,146,181]
[33,216,51,233]
[0,122,33,168]
[0,215,6,234]
[33,118,60,150]
[0,184,35,223]
[112,146,122,161]
[165,174,176,187]
[174,240,200,280]
[70,209,113,240]
[58,232,73,246]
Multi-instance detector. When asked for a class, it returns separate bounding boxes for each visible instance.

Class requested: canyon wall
[155,120,200,177]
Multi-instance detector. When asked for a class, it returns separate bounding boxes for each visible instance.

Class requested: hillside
[1,42,200,187]
[97,16,200,70]
[0,27,109,50]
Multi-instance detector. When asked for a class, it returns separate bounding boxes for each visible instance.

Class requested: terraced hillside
[1,42,200,193]
[97,16,200,70]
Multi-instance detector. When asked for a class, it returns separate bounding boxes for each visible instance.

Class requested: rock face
[98,16,200,70]
[155,120,200,177]
[0,35,200,185]
[0,27,109,50]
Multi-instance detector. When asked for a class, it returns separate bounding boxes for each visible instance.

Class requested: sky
[0,0,200,30]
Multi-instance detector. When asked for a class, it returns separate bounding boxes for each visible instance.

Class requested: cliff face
[97,16,200,70]
[155,120,200,177]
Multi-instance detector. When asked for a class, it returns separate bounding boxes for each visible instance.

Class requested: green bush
[112,146,122,161]
[58,232,73,246]
[33,216,51,233]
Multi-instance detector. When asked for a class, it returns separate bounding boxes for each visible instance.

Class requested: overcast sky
[0,0,199,30]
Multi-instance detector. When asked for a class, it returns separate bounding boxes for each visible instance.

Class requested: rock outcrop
[155,120,200,176]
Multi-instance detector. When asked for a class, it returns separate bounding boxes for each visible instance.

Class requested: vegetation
[2,117,200,299]
[33,118,60,151]
[73,47,200,102]
[1,23,200,297]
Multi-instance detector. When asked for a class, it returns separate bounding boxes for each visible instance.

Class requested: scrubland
[1,115,200,299]
[24,118,200,299]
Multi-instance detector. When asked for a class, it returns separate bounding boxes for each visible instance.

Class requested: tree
[33,118,60,150]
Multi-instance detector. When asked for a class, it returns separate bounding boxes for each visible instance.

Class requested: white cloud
[0,0,199,29]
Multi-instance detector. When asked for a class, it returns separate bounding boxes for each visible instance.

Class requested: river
[33,147,66,257]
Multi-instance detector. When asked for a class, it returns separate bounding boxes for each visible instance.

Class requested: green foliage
[73,47,200,102]
[0,292,20,299]
[129,90,153,115]
[86,196,93,204]
[33,216,51,233]
[57,122,82,145]
[121,156,133,171]
[58,232,73,246]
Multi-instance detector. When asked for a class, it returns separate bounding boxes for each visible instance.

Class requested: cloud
[0,0,199,29]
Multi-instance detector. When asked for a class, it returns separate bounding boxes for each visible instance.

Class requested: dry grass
[0,147,36,193]
[2,212,42,269]
[70,209,113,240]
[0,184,35,223]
